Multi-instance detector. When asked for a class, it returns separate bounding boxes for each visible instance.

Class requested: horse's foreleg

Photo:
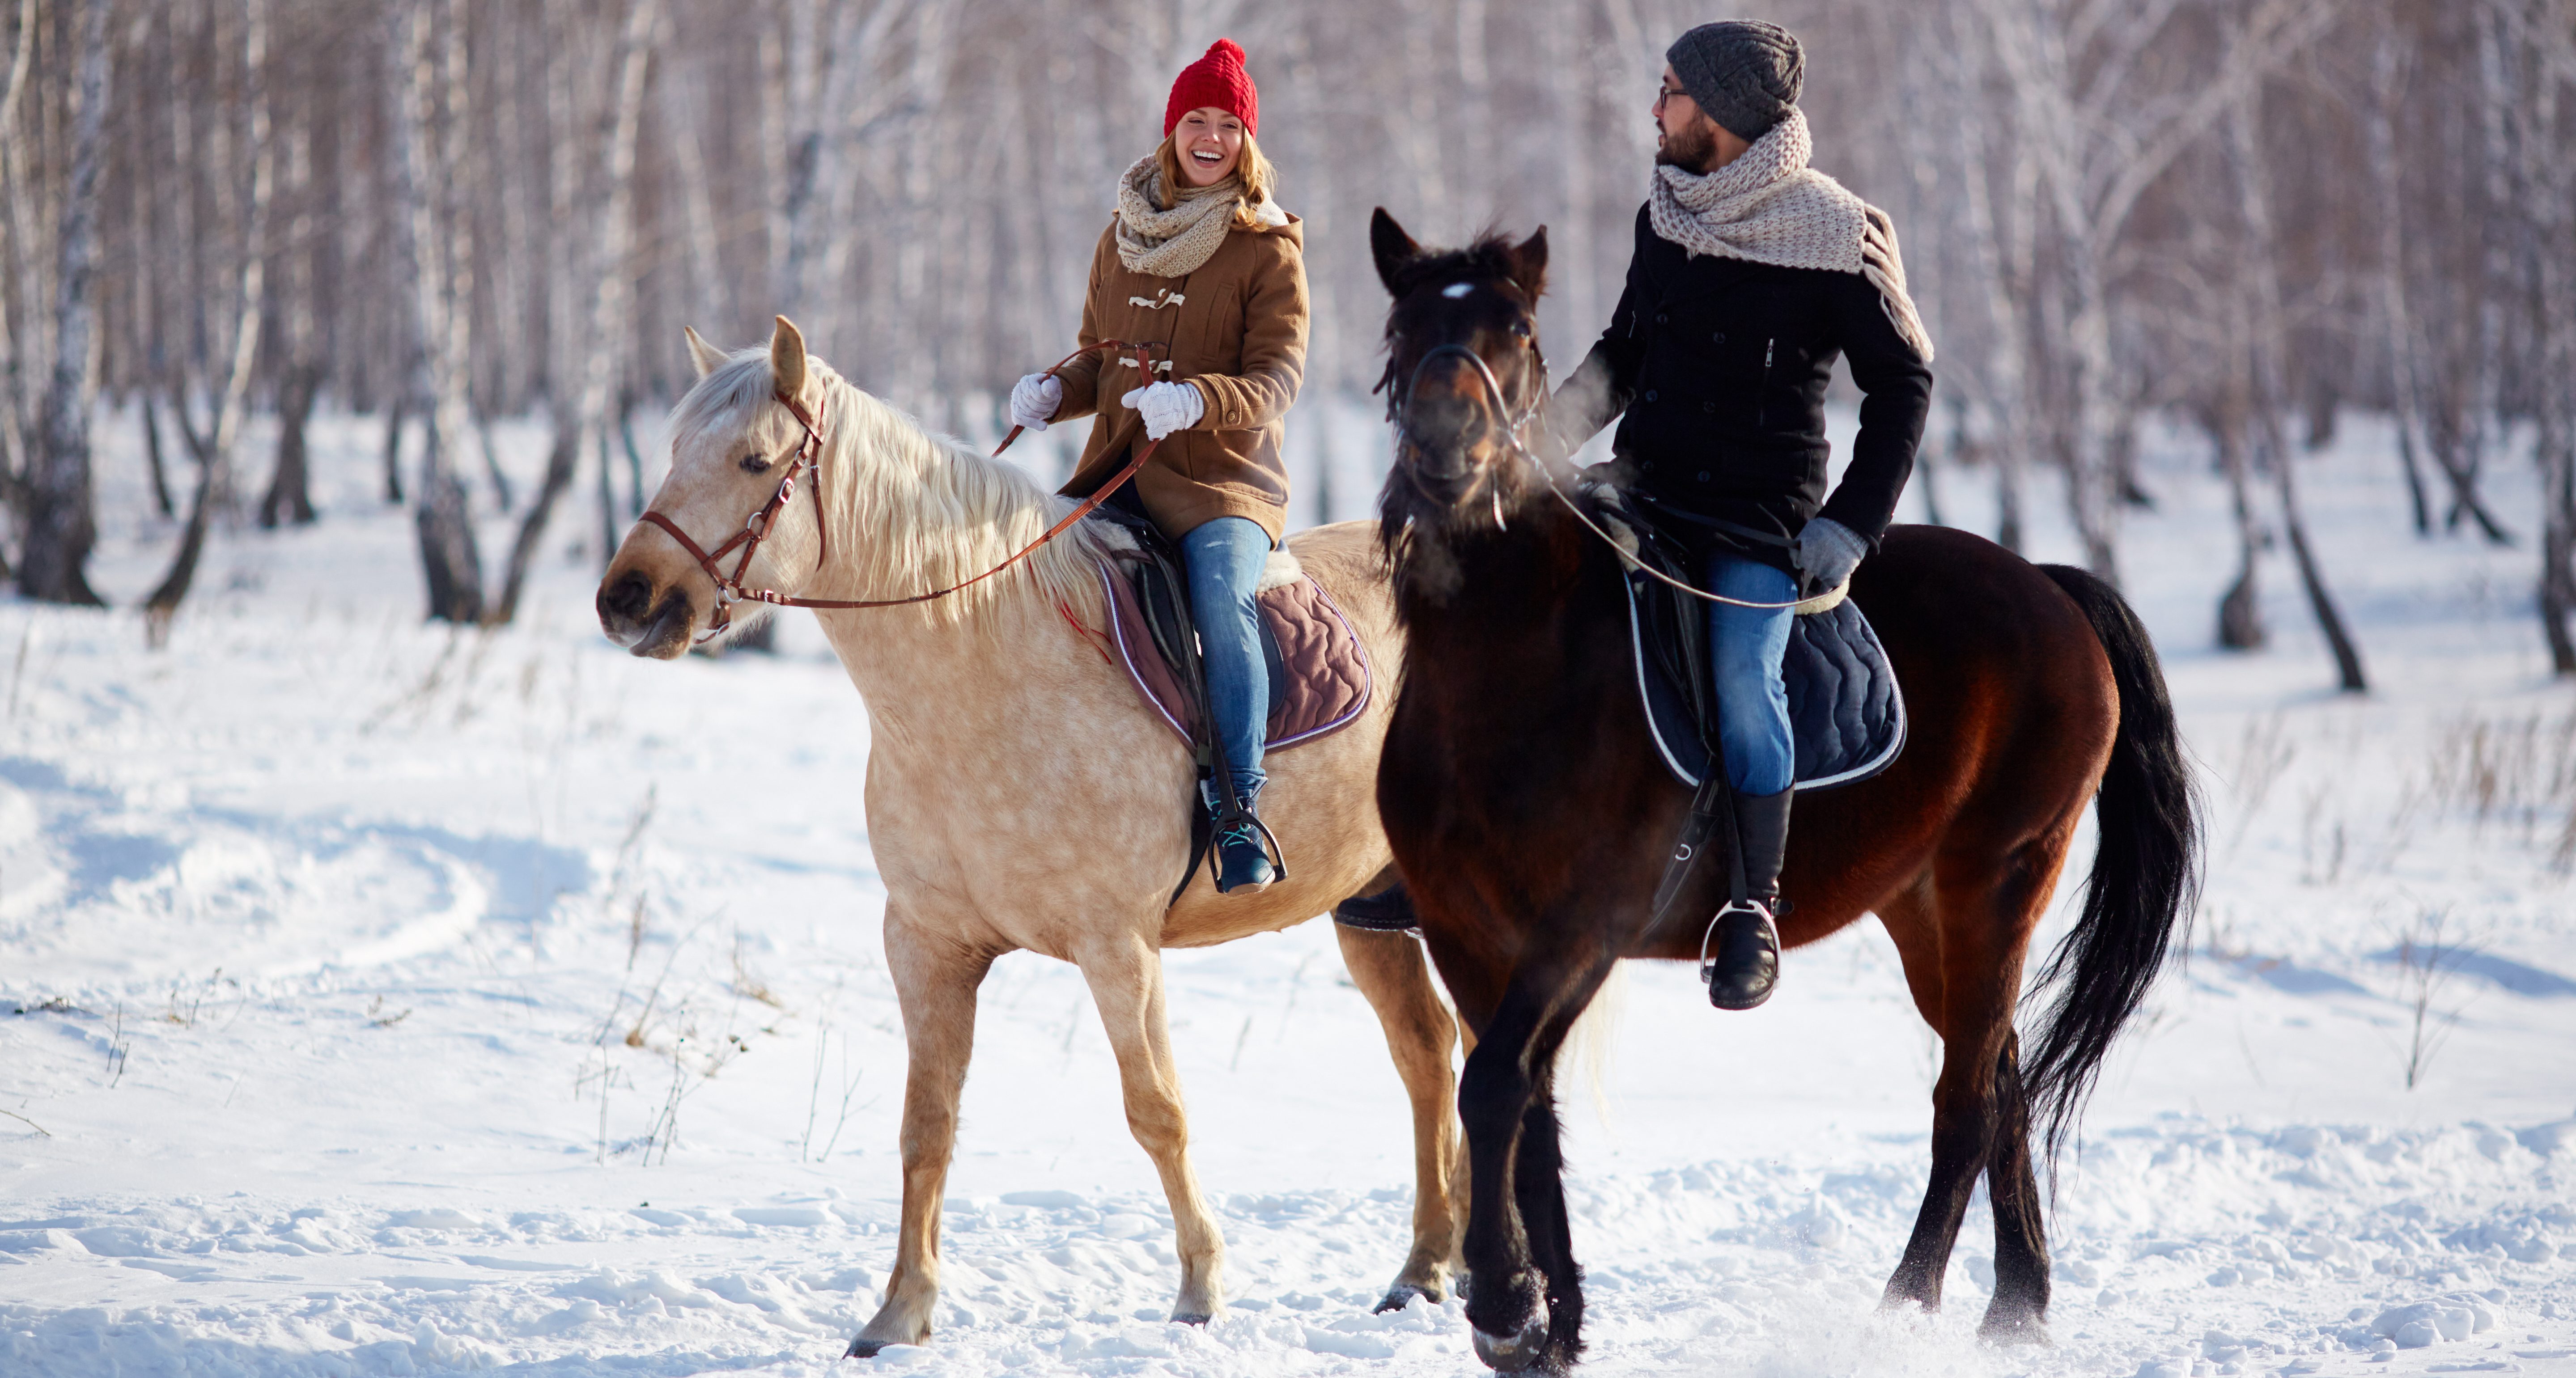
[1513,1069,1586,1369]
[1334,920,1466,1312]
[1451,958,1596,1374]
[1076,933,1225,1325]
[850,919,996,1358]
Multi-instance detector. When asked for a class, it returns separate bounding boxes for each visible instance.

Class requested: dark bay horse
[1364,211,2199,1372]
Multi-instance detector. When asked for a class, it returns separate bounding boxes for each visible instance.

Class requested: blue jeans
[1182,517,1272,797]
[1705,552,1795,796]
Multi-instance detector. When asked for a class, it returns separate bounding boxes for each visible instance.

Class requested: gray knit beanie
[1666,20,1804,142]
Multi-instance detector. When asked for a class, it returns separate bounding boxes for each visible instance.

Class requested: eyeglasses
[1654,85,1689,109]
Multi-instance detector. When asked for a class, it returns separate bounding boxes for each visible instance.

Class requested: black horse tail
[2023,564,2203,1166]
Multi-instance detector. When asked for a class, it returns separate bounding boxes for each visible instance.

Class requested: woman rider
[1007,39,1306,895]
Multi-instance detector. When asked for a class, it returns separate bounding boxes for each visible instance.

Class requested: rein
[1397,319,1814,613]
[641,340,1167,641]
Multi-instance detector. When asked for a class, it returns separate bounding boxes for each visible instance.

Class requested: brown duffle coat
[1051,213,1308,543]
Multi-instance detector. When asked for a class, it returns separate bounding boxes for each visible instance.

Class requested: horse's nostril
[598,572,652,623]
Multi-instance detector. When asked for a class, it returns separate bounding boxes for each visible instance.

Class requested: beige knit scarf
[1113,154,1284,279]
[1648,110,1934,362]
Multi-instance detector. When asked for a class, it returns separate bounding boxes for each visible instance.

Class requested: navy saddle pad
[1622,570,1907,792]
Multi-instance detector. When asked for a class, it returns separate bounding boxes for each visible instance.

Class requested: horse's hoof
[1471,1315,1550,1372]
[1171,1310,1212,1327]
[1978,1311,2050,1346]
[1373,1283,1435,1314]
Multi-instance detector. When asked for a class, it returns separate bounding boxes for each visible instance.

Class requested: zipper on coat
[1756,338,1776,428]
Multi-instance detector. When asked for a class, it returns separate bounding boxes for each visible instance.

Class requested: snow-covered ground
[2,393,2573,1378]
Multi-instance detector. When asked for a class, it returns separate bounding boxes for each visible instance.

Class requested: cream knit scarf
[1648,110,1934,362]
[1113,154,1285,279]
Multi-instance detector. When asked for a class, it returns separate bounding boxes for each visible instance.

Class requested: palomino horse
[1364,214,2200,1371]
[595,318,1468,1356]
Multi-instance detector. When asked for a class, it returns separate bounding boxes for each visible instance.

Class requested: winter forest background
[7,2,2576,1374]
[1,0,2571,663]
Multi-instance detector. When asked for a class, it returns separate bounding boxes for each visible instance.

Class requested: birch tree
[18,0,112,605]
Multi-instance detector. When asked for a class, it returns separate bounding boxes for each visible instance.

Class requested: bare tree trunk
[490,0,660,626]
[2207,402,2266,650]
[381,392,409,505]
[260,118,318,529]
[2515,1,2576,672]
[260,363,320,528]
[0,0,37,500]
[393,0,485,622]
[18,0,111,606]
[149,0,277,645]
[2231,89,2366,693]
[140,394,176,519]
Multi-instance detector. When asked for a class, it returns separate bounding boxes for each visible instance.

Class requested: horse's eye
[1510,319,1533,339]
[739,453,772,474]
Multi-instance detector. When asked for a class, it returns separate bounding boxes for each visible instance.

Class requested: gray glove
[1794,517,1868,589]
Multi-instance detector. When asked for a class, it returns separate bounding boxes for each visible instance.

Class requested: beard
[1655,117,1719,173]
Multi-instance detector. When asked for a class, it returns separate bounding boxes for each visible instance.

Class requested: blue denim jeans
[1705,551,1796,796]
[1182,516,1273,797]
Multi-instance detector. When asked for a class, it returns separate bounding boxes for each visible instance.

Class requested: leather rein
[640,340,1167,642]
[1397,309,1814,613]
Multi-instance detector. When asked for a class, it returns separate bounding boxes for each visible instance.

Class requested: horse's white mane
[670,348,1125,627]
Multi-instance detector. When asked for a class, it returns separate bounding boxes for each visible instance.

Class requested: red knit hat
[1163,39,1257,139]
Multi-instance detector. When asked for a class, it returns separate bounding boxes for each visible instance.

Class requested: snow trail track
[3,409,2574,1376]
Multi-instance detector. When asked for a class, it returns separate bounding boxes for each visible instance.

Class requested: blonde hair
[1154,129,1277,225]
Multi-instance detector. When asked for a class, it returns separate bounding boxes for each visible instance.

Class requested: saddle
[1086,508,1373,904]
[1097,532,1373,754]
[1333,487,1905,940]
[1613,498,1906,793]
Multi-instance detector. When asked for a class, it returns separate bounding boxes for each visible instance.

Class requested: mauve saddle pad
[1102,564,1372,753]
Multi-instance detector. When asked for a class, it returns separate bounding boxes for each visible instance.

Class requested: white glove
[1794,516,1869,589]
[1009,372,1062,431]
[1119,381,1205,441]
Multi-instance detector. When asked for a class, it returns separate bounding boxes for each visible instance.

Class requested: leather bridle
[638,340,1170,642]
[1393,288,1815,612]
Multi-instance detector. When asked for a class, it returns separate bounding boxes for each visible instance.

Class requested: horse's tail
[2023,564,2203,1165]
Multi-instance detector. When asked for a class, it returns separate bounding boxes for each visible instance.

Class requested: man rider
[1547,20,1934,1010]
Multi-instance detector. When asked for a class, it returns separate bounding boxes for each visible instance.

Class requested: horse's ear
[769,315,808,400]
[1509,226,1550,301]
[684,326,726,379]
[1371,207,1421,297]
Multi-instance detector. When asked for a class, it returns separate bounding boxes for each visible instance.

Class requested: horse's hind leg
[1334,917,1465,1311]
[849,915,996,1358]
[1980,1030,2051,1342]
[1076,932,1226,1324]
[1879,847,2055,1334]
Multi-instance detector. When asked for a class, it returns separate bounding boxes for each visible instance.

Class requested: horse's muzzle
[597,572,697,660]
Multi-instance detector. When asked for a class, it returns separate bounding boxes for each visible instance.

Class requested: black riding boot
[1207,774,1277,894]
[1704,789,1791,1009]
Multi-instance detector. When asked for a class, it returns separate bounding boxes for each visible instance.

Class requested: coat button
[1655,313,1670,325]
[1702,401,1716,414]
[1696,471,1710,483]
[1644,389,1659,402]
[1642,460,1656,472]
[1712,331,1726,344]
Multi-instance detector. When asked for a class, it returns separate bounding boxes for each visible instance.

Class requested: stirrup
[1695,898,1775,982]
[1698,898,1780,1010]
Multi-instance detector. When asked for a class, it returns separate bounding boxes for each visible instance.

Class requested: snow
[3,399,2575,1376]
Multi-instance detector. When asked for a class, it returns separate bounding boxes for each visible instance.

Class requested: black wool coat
[1553,203,1934,573]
